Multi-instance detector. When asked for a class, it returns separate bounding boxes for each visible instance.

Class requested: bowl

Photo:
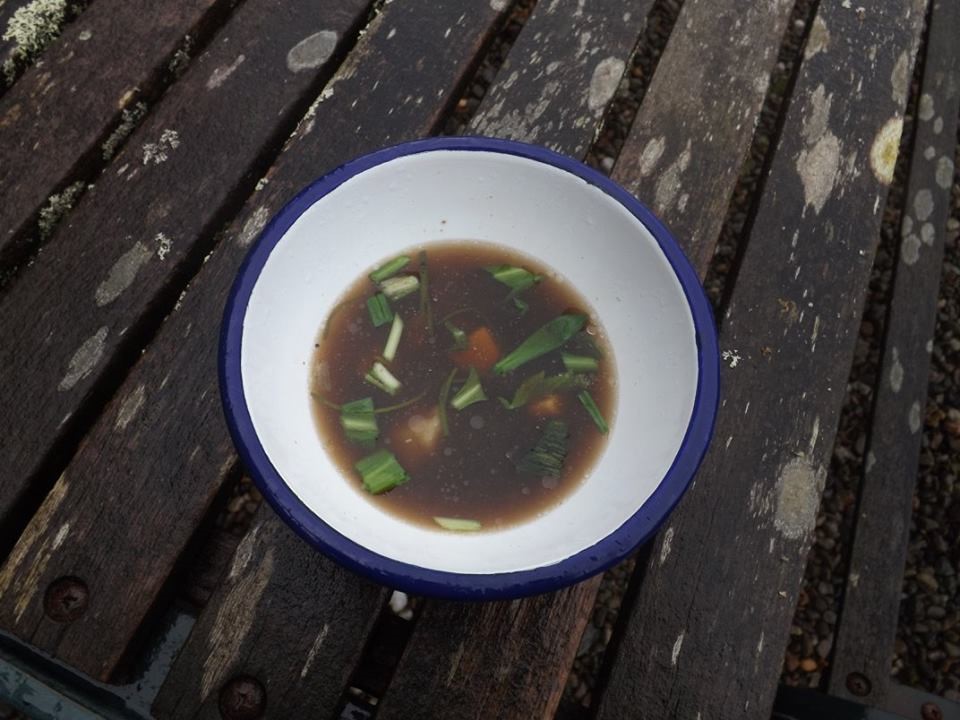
[220,137,719,599]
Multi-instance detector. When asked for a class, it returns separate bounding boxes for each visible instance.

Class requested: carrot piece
[452,327,500,371]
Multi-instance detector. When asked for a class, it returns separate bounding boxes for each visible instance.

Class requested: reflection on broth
[311,241,616,531]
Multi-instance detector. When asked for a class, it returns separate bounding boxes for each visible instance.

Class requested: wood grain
[0,0,233,269]
[595,1,928,718]
[376,0,797,717]
[828,0,960,705]
[152,509,386,720]
[0,0,509,684]
[0,0,370,537]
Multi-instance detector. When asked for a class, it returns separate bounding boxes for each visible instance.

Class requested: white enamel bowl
[220,137,719,599]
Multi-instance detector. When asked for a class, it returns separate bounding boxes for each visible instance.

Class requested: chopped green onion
[419,251,433,334]
[373,389,427,414]
[383,314,404,362]
[433,516,482,531]
[578,390,609,434]
[355,449,409,494]
[437,367,457,436]
[365,361,402,396]
[444,319,468,350]
[369,255,410,283]
[450,367,487,410]
[517,420,568,477]
[485,265,541,291]
[512,296,529,316]
[499,371,588,410]
[562,353,599,373]
[493,314,587,375]
[367,293,393,327]
[380,275,419,301]
[339,397,378,445]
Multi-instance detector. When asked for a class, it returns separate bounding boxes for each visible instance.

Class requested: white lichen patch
[908,400,922,433]
[490,0,508,9]
[659,526,674,566]
[37,180,84,240]
[95,241,152,306]
[102,101,147,160]
[587,56,624,111]
[913,188,933,221]
[921,222,935,246]
[869,116,903,185]
[115,383,146,430]
[156,232,172,260]
[933,117,943,135]
[797,85,840,214]
[865,451,876,474]
[924,146,936,160]
[638,136,666,176]
[2,0,67,84]
[286,30,338,73]
[141,129,180,165]
[935,156,954,189]
[78,29,91,41]
[804,15,829,59]
[59,326,108,391]
[774,456,823,540]
[206,54,245,89]
[299,624,330,679]
[917,93,935,121]
[901,234,921,265]
[238,206,270,247]
[721,349,742,368]
[654,139,691,212]
[671,631,684,666]
[890,50,910,105]
[167,34,192,79]
[889,346,903,392]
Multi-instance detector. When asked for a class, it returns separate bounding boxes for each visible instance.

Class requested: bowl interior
[240,148,699,574]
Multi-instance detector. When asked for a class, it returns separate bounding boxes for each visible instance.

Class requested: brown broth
[311,240,616,531]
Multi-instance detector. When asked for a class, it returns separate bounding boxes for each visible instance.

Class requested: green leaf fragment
[369,255,410,283]
[365,361,402,395]
[485,264,541,291]
[444,319,468,351]
[450,366,487,411]
[493,314,588,375]
[380,275,420,301]
[561,353,599,373]
[355,449,409,494]
[578,390,609,434]
[339,397,378,445]
[433,516,482,531]
[517,420,569,477]
[499,371,589,409]
[383,313,404,362]
[367,293,393,327]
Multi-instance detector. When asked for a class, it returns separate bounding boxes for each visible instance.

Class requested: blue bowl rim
[219,136,720,600]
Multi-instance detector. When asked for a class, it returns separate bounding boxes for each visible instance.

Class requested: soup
[311,241,616,531]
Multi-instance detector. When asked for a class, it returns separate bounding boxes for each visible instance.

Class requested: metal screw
[219,676,265,720]
[845,671,871,697]
[43,577,89,622]
[921,702,943,720]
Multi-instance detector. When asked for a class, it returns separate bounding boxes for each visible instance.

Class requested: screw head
[219,675,265,720]
[921,702,943,720]
[845,671,872,697]
[43,577,89,622]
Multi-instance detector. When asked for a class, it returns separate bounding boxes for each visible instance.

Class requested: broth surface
[311,240,616,531]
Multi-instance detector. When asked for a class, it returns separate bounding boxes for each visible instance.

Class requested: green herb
[493,314,587,375]
[450,367,487,410]
[485,265,541,291]
[311,392,342,411]
[380,275,420,301]
[339,397,378,445]
[383,314,404,362]
[355,449,409,494]
[419,250,433,334]
[369,255,410,283]
[444,319,468,351]
[366,293,393,327]
[373,389,427,414]
[511,296,529,316]
[517,420,568,477]
[433,516,482,531]
[578,390,609,434]
[561,353,599,373]
[499,371,588,409]
[438,367,457,436]
[365,361,402,396]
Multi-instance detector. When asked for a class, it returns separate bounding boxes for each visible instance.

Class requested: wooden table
[0,0,954,717]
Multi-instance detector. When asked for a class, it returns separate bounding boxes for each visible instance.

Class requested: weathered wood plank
[0,0,509,685]
[594,2,928,718]
[0,0,373,676]
[0,0,231,269]
[0,0,371,537]
[470,0,650,158]
[828,0,960,705]
[152,509,386,720]
[376,0,798,717]
[0,0,82,94]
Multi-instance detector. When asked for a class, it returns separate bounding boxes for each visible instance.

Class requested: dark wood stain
[0,0,509,685]
[828,0,960,705]
[596,1,927,718]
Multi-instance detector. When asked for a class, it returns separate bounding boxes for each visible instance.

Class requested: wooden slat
[152,509,386,720]
[594,2,928,718]
[0,0,509,688]
[0,0,371,534]
[828,0,960,705]
[0,0,233,269]
[0,0,372,677]
[376,0,798,717]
